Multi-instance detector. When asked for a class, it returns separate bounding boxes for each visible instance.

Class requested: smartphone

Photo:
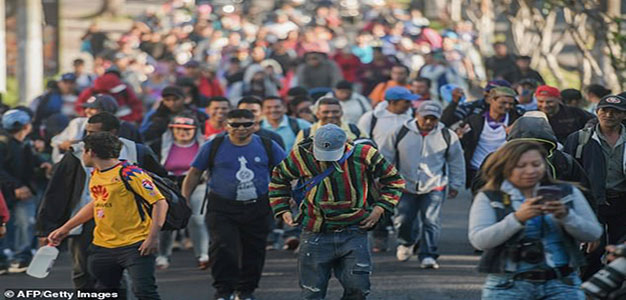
[536,186,563,204]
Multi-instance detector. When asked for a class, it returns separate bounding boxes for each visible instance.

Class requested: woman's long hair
[481,140,556,191]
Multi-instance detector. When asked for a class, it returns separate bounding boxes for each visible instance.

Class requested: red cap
[535,85,560,99]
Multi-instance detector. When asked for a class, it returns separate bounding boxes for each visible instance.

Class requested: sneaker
[198,255,210,270]
[396,244,413,262]
[182,238,193,250]
[235,292,256,300]
[8,261,29,273]
[155,256,170,270]
[420,257,439,269]
[282,237,300,251]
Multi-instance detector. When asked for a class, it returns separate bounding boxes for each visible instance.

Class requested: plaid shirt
[269,141,404,232]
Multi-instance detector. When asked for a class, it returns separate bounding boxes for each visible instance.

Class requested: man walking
[535,85,594,144]
[270,124,404,299]
[295,97,366,144]
[379,101,465,268]
[48,132,167,299]
[182,109,286,300]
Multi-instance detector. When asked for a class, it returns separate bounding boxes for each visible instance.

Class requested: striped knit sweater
[269,140,405,232]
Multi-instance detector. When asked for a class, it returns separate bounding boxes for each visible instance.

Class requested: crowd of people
[1,1,626,300]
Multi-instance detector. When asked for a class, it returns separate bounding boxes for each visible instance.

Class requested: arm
[138,199,168,255]
[440,101,461,127]
[366,146,404,212]
[268,153,298,218]
[47,201,94,246]
[446,131,466,190]
[182,167,203,201]
[556,187,603,242]
[468,192,525,250]
[377,128,397,164]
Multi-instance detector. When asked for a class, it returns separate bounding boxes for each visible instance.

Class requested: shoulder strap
[118,163,149,222]
[288,117,301,136]
[136,144,145,167]
[348,123,361,138]
[394,125,410,170]
[369,115,378,138]
[575,127,593,159]
[483,190,513,222]
[294,147,355,196]
[442,128,451,158]
[260,135,274,167]
[208,134,226,171]
[356,96,368,115]
[302,128,311,140]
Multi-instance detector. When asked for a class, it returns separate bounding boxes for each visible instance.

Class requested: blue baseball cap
[61,73,77,82]
[2,109,31,130]
[384,86,421,101]
[313,124,347,161]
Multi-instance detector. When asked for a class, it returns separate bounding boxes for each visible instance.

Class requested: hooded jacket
[75,73,143,123]
[357,101,413,146]
[379,120,466,194]
[227,64,279,106]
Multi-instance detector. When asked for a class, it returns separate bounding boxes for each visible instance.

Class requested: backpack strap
[207,133,226,172]
[259,135,274,167]
[288,117,301,136]
[118,163,150,222]
[575,127,593,160]
[369,115,378,138]
[302,128,311,140]
[482,190,514,221]
[394,125,410,170]
[348,123,361,138]
[442,128,451,158]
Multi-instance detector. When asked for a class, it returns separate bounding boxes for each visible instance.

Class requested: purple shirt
[164,142,200,176]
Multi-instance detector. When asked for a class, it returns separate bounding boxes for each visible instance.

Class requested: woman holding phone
[469,140,602,300]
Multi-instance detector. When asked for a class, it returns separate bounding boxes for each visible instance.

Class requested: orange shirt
[368,81,411,107]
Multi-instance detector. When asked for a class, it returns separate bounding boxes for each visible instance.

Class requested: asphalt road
[0,190,485,300]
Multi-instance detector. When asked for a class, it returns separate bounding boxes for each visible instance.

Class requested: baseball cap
[82,94,119,113]
[535,85,561,98]
[169,116,198,129]
[385,86,421,101]
[313,124,347,161]
[184,60,200,68]
[61,73,77,82]
[416,100,443,119]
[162,86,185,99]
[484,80,511,92]
[597,95,626,112]
[2,109,31,130]
[489,87,517,98]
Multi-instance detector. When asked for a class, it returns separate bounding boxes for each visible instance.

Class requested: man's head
[313,124,347,162]
[168,113,199,144]
[287,86,309,103]
[226,109,256,141]
[86,112,120,136]
[315,97,343,126]
[2,109,32,136]
[290,96,315,123]
[58,73,77,94]
[411,77,431,96]
[483,80,512,98]
[304,52,324,67]
[206,96,231,125]
[385,86,420,115]
[561,89,583,108]
[183,60,202,78]
[73,58,85,73]
[515,55,531,70]
[82,131,122,167]
[237,96,263,123]
[596,95,626,129]
[415,101,442,132]
[334,80,353,101]
[515,79,538,105]
[488,87,517,116]
[535,85,561,117]
[82,94,118,118]
[262,96,287,122]
[493,42,508,57]
[161,86,186,113]
[390,64,410,85]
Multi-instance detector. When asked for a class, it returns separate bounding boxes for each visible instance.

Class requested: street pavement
[0,190,484,299]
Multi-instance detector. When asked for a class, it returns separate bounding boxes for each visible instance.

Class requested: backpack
[574,127,594,160]
[369,115,378,138]
[287,117,301,136]
[393,125,451,170]
[301,123,361,140]
[119,162,192,231]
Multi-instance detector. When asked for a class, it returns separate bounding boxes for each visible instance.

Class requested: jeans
[298,226,372,300]
[8,196,37,263]
[481,273,584,300]
[159,184,209,259]
[88,241,160,300]
[394,191,445,260]
[68,220,96,289]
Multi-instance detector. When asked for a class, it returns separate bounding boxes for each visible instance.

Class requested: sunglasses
[228,121,255,128]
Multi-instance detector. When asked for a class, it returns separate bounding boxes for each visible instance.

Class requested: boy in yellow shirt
[48,132,168,300]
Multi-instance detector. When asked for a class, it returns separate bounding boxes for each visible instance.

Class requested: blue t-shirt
[191,134,286,200]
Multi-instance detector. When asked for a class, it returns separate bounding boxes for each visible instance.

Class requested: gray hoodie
[379,120,466,194]
[357,101,413,146]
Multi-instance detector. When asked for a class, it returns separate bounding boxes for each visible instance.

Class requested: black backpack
[287,117,301,136]
[119,162,192,231]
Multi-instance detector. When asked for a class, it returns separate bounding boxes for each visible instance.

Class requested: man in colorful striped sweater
[269,124,404,299]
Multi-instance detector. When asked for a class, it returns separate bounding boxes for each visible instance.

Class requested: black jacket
[548,104,594,144]
[0,132,45,207]
[35,139,167,236]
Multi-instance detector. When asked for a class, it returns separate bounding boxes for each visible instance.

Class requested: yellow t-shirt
[89,162,165,248]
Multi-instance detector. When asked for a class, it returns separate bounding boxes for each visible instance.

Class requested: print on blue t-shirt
[191,134,286,200]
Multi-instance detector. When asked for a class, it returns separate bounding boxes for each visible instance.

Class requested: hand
[605,243,625,263]
[59,140,77,152]
[513,196,543,223]
[47,227,70,246]
[0,225,6,238]
[542,200,568,219]
[452,88,464,103]
[138,236,159,256]
[585,240,601,253]
[360,206,384,229]
[38,237,48,247]
[14,186,33,201]
[281,212,298,227]
[34,140,46,152]
[455,124,470,138]
[448,189,459,199]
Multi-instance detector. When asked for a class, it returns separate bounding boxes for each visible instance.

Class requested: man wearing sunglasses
[182,109,286,300]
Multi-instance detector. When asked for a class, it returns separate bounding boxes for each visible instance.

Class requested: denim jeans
[158,184,209,259]
[8,196,37,263]
[68,220,96,289]
[394,191,445,260]
[298,226,372,300]
[481,273,585,300]
[88,241,160,300]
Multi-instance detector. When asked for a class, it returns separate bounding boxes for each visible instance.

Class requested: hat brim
[169,124,196,129]
[313,146,344,162]
[388,94,421,101]
[418,112,442,118]
[597,104,626,112]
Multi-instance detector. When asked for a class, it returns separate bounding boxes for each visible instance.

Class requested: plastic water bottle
[26,245,59,278]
